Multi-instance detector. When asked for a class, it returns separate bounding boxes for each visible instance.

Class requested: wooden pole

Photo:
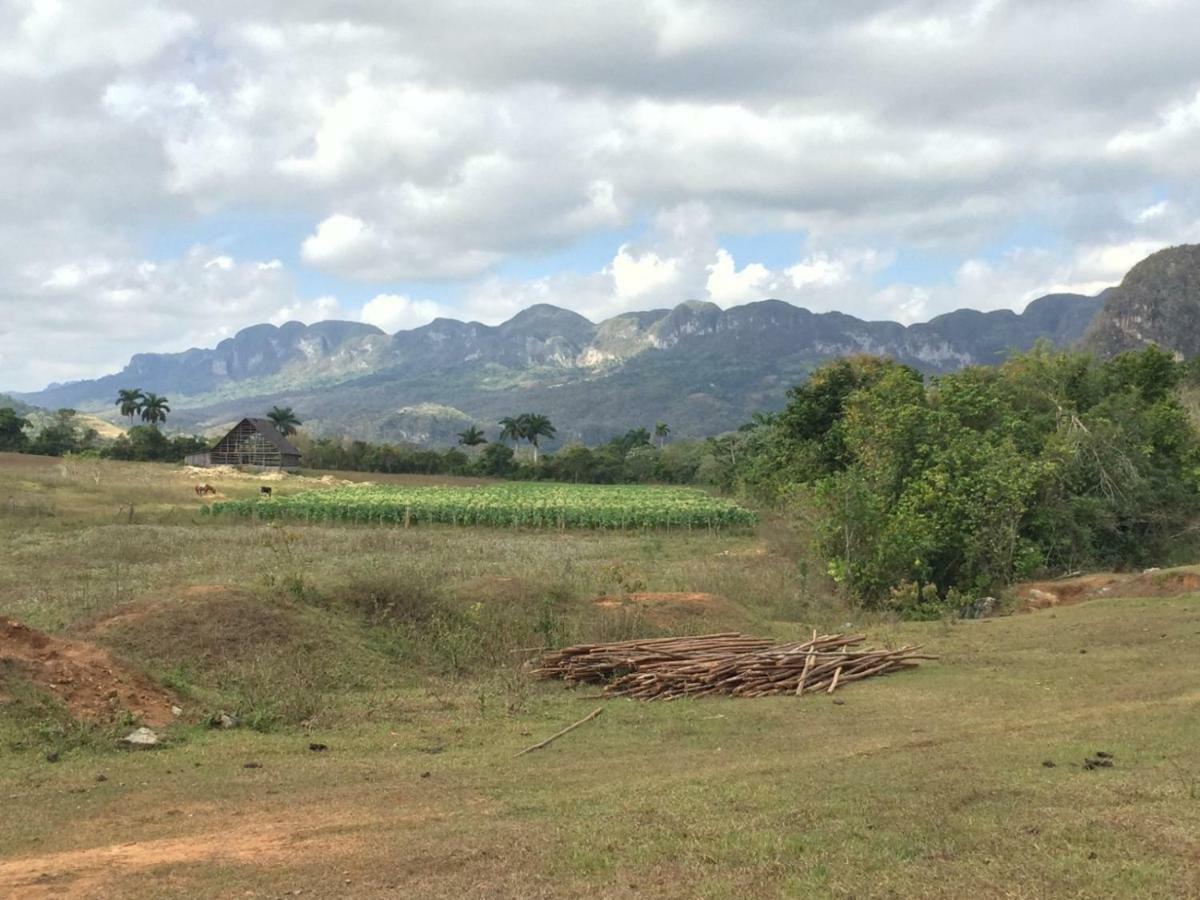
[515,707,603,757]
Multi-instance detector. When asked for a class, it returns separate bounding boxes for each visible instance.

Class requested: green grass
[206,481,758,529]
[2,453,1199,898]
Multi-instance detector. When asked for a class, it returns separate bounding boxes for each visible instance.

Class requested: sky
[3,0,1200,391]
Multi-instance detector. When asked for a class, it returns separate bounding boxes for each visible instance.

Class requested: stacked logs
[531,631,934,700]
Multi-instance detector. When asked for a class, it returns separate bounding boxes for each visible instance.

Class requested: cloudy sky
[3,0,1200,391]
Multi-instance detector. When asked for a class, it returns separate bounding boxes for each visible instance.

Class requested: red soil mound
[1017,567,1200,611]
[0,618,175,726]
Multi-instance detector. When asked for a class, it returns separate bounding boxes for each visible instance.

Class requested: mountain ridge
[11,293,1103,444]
[15,243,1200,445]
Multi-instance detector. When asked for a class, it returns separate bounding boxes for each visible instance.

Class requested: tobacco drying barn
[185,418,302,470]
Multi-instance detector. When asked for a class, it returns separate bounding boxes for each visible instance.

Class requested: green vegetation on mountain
[1084,244,1200,358]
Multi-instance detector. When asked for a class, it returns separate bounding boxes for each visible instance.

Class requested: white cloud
[706,249,770,304]
[1,0,193,77]
[787,254,852,290]
[1135,200,1169,223]
[609,244,680,300]
[0,248,338,391]
[359,293,444,333]
[5,0,1200,388]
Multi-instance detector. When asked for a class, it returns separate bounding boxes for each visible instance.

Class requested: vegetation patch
[206,483,758,530]
[81,585,392,730]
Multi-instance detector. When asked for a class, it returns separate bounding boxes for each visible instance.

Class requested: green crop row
[204,482,757,530]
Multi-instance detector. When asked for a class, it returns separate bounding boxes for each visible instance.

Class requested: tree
[28,409,93,457]
[114,388,144,427]
[0,407,30,452]
[498,416,522,448]
[139,393,170,428]
[266,405,302,436]
[520,413,556,464]
[654,421,670,448]
[457,425,487,447]
[475,442,515,476]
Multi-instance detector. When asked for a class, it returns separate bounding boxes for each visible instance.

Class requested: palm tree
[266,406,302,436]
[521,413,556,464]
[115,388,144,427]
[457,425,487,447]
[139,393,170,428]
[498,416,522,449]
[654,421,670,448]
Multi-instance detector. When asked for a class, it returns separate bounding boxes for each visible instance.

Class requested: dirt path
[0,808,368,898]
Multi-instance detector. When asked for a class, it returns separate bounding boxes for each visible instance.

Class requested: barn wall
[210,420,284,467]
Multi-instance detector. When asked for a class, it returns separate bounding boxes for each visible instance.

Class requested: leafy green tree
[0,407,30,452]
[266,405,302,436]
[475,442,515,476]
[737,347,1200,614]
[105,427,208,462]
[457,425,487,447]
[624,444,661,482]
[114,388,144,427]
[654,421,670,448]
[139,393,170,428]
[553,444,596,483]
[28,409,96,457]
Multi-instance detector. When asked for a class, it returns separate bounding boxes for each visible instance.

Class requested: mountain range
[11,244,1200,446]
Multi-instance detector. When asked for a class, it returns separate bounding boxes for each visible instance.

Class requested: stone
[171,705,183,717]
[960,596,1001,619]
[211,712,240,729]
[122,727,159,748]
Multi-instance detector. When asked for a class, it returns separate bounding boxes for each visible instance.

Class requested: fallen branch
[514,707,604,757]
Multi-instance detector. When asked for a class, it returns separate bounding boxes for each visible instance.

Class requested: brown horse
[194,483,217,496]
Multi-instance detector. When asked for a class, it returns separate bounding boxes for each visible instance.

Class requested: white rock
[122,727,159,747]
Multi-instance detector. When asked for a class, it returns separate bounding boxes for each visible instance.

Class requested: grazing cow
[260,486,273,498]
[194,483,217,496]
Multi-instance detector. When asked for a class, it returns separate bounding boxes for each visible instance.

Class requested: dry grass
[2,454,1199,898]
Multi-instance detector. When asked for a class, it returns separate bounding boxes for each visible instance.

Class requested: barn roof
[219,418,302,457]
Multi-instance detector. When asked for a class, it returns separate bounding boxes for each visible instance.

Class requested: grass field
[1,453,1199,898]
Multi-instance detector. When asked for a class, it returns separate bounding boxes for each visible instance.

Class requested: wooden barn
[186,418,302,470]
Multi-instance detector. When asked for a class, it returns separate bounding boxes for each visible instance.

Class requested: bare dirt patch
[0,619,175,726]
[593,592,742,628]
[0,808,370,899]
[1017,567,1200,611]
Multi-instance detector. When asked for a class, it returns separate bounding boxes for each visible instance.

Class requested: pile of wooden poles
[530,631,934,700]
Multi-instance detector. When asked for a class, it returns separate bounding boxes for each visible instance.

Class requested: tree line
[297,420,704,484]
[723,344,1200,616]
